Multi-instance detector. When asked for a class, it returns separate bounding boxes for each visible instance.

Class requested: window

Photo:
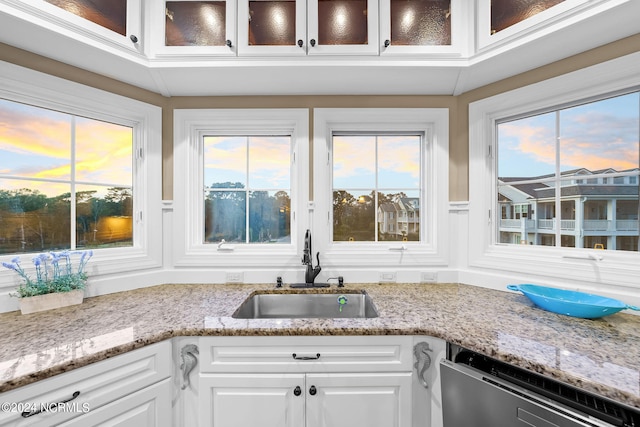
[0,60,162,291]
[332,133,421,242]
[204,135,291,244]
[0,99,134,254]
[496,92,639,251]
[469,51,640,288]
[173,109,308,268]
[314,108,449,269]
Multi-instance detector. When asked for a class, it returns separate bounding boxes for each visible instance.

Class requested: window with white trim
[496,91,639,251]
[0,99,134,254]
[313,108,449,268]
[332,133,422,242]
[469,52,640,288]
[0,60,162,289]
[172,109,308,268]
[204,135,292,244]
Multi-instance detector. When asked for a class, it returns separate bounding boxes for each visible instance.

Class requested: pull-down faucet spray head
[302,229,321,284]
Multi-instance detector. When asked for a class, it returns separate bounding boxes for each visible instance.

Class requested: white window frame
[468,51,640,289]
[173,108,309,268]
[0,60,163,290]
[313,108,449,268]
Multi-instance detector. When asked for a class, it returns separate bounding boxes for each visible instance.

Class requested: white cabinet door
[199,374,305,427]
[0,341,171,427]
[237,0,308,55]
[150,0,238,57]
[306,372,413,427]
[236,0,379,56]
[306,0,379,55]
[59,379,172,427]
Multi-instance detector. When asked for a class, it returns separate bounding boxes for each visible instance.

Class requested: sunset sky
[0,98,133,197]
[333,135,420,190]
[3,92,638,198]
[498,92,640,178]
[203,136,291,189]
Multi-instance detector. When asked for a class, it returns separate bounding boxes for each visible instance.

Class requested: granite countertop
[0,283,639,410]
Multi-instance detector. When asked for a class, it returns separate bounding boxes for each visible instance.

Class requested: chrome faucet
[302,229,322,285]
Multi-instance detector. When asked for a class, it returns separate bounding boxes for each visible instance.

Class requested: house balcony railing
[537,218,575,231]
[500,218,639,233]
[613,220,638,231]
[583,220,611,231]
[500,219,535,229]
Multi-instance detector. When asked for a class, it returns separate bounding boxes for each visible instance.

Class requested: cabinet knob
[310,39,316,47]
[297,39,303,48]
[309,385,317,395]
[226,39,233,48]
[130,34,139,43]
[294,386,302,396]
[384,39,390,48]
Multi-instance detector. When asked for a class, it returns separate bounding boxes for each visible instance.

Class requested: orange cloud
[1,104,133,189]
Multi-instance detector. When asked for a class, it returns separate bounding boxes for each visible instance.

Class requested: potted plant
[2,250,93,314]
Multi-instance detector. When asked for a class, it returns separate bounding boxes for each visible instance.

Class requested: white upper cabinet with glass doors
[476,0,606,51]
[237,0,379,55]
[379,0,468,56]
[2,0,142,54]
[150,0,238,57]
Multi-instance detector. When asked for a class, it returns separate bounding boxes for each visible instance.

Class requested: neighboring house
[498,169,639,250]
[378,197,420,239]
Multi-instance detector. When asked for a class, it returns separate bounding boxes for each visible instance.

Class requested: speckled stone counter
[0,283,639,410]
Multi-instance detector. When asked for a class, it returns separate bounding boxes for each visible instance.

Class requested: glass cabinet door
[380,0,465,56]
[476,0,583,50]
[153,0,237,56]
[237,0,307,55]
[25,0,142,52]
[491,0,565,34]
[307,0,379,55]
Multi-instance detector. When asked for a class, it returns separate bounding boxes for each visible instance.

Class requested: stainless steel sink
[232,291,379,319]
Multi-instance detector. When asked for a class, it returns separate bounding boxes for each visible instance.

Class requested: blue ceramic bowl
[507,284,640,319]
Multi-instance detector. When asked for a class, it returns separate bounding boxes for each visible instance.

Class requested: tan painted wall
[1,33,639,202]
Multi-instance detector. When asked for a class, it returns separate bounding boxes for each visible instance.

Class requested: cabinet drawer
[199,336,413,373]
[58,378,172,427]
[0,341,171,427]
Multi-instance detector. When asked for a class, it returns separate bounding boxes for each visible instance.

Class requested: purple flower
[2,262,18,272]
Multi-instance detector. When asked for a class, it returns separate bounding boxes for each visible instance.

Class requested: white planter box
[19,289,84,314]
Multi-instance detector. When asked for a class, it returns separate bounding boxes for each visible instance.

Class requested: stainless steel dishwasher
[441,345,640,427]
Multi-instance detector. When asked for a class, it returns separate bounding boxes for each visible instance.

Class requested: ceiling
[0,0,638,97]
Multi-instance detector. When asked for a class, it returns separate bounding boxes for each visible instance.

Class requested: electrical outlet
[380,272,396,282]
[226,272,243,283]
[421,272,437,283]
